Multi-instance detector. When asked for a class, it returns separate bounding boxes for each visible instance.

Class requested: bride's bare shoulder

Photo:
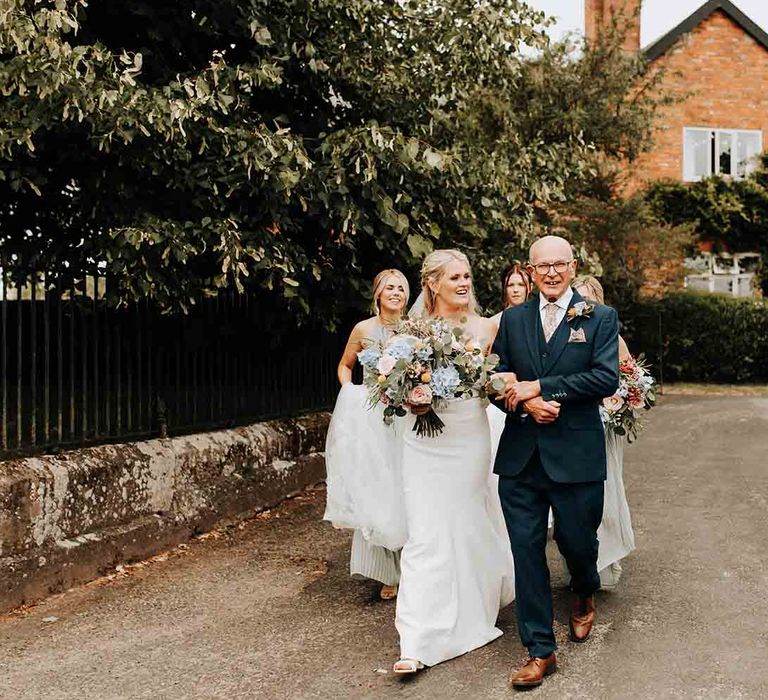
[463,314,497,348]
[475,315,498,336]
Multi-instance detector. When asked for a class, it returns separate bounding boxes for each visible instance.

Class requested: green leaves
[407,233,432,258]
[250,23,273,46]
[0,0,668,326]
[646,166,768,296]
[423,149,446,170]
[626,292,768,384]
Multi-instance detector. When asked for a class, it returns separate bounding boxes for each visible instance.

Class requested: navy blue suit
[492,289,619,658]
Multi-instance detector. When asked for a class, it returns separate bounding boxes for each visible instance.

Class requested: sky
[527,0,768,47]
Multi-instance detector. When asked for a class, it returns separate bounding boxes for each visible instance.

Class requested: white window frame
[682,127,763,182]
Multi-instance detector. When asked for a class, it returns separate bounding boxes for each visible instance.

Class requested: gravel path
[1,395,766,700]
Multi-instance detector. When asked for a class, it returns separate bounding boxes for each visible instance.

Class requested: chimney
[585,0,641,52]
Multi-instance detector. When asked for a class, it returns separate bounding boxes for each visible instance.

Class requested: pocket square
[568,328,587,343]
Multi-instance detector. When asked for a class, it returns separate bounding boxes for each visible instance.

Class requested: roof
[644,0,768,61]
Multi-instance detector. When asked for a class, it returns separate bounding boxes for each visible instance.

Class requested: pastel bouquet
[600,354,657,442]
[357,318,503,437]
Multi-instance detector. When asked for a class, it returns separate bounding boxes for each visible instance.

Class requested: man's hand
[505,380,542,411]
[522,397,561,424]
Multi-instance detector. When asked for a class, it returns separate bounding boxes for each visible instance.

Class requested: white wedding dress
[396,398,515,667]
[487,404,553,528]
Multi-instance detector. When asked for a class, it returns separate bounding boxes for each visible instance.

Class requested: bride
[394,249,515,673]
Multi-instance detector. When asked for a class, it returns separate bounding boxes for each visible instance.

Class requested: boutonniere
[567,301,594,323]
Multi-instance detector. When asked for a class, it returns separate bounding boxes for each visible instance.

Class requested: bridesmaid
[572,275,635,590]
[490,261,532,329]
[332,269,410,600]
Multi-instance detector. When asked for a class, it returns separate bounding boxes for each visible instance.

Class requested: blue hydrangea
[430,365,461,398]
[415,345,433,361]
[357,347,381,369]
[386,336,416,361]
[572,301,589,316]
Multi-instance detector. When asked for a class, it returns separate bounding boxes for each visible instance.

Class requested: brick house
[585,0,768,297]
[587,0,768,188]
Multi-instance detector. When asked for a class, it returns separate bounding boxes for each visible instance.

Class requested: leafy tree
[1,1,671,324]
[555,194,694,316]
[514,23,675,169]
[645,156,768,294]
[472,16,679,312]
[479,26,679,313]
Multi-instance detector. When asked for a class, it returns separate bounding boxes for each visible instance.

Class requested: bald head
[529,235,574,265]
[527,235,577,302]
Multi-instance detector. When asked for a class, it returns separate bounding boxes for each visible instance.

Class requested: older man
[491,235,619,689]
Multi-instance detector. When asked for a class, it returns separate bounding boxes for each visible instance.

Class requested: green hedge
[621,292,768,384]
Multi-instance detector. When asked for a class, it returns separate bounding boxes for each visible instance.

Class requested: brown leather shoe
[509,654,557,688]
[570,594,596,642]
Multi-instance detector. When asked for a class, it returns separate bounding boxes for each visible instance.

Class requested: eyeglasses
[529,261,573,276]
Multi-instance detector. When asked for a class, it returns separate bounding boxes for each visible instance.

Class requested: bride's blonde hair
[421,249,478,316]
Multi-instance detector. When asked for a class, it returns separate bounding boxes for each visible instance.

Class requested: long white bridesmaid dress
[323,324,407,583]
[596,429,635,588]
[396,398,515,667]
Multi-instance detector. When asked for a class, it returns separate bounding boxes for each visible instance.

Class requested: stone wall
[0,413,329,612]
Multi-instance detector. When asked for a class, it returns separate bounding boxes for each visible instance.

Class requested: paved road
[1,396,767,700]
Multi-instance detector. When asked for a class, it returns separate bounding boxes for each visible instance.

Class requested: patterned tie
[543,302,559,343]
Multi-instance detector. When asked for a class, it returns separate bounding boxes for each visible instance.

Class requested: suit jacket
[491,288,620,483]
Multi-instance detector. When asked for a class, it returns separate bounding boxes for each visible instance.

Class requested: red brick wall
[586,0,641,51]
[627,10,768,189]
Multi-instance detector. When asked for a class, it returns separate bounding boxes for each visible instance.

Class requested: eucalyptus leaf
[0,0,670,325]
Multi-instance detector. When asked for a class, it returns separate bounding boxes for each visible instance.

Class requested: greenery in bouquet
[600,354,657,442]
[357,318,501,437]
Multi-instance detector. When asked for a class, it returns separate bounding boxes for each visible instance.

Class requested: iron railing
[0,270,345,459]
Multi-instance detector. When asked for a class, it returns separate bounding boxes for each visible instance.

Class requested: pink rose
[603,394,624,412]
[376,354,397,376]
[407,384,433,406]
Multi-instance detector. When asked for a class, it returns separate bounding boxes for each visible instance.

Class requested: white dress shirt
[538,287,573,330]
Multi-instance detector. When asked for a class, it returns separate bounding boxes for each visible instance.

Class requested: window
[683,128,762,182]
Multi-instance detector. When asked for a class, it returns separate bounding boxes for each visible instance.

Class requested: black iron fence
[0,269,675,460]
[0,270,345,459]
